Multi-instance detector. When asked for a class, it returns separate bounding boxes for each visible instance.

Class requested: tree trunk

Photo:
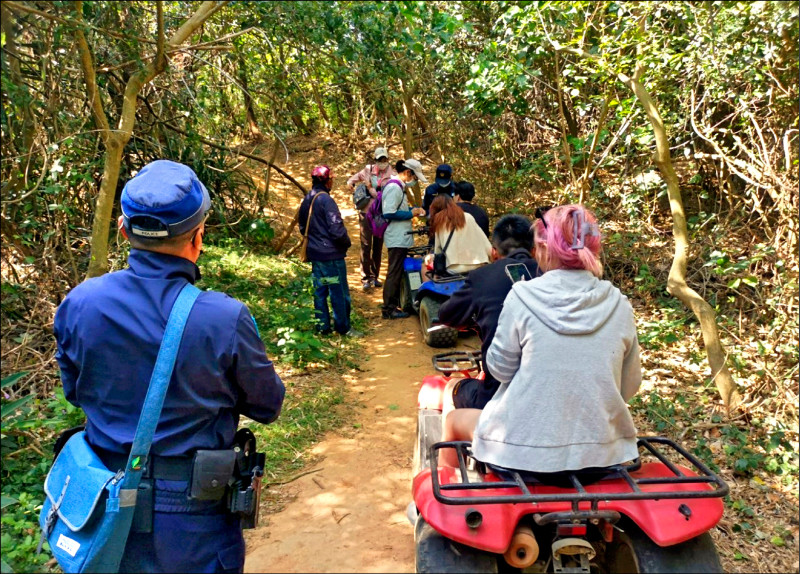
[237,53,262,141]
[398,77,414,158]
[553,52,578,189]
[264,137,280,203]
[619,71,742,411]
[309,75,330,130]
[86,138,124,278]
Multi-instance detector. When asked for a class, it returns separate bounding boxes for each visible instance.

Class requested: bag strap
[382,179,406,211]
[122,283,201,488]
[304,192,327,239]
[440,228,455,254]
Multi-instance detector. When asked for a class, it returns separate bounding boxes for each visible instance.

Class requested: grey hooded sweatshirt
[475,269,641,473]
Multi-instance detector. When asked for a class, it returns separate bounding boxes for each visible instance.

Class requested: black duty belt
[98,449,194,482]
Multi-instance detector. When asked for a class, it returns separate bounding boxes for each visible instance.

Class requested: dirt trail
[244,151,480,572]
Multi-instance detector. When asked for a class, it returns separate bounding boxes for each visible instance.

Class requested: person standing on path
[299,165,361,337]
[381,158,427,319]
[53,159,286,573]
[347,147,396,290]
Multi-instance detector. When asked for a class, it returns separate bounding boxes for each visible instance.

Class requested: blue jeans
[311,259,351,334]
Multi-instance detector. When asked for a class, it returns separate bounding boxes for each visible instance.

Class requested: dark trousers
[382,247,408,312]
[120,511,244,573]
[312,258,351,334]
[358,212,383,281]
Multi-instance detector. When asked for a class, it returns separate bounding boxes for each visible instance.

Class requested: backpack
[352,183,370,211]
[365,178,405,239]
[352,165,385,211]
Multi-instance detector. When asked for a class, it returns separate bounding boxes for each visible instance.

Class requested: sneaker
[381,308,409,319]
[362,280,372,291]
[371,279,383,288]
[343,329,364,338]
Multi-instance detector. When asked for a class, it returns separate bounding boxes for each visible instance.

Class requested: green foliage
[1,379,85,573]
[637,308,688,350]
[197,242,348,368]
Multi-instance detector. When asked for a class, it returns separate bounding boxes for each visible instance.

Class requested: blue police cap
[435,164,453,187]
[121,160,211,238]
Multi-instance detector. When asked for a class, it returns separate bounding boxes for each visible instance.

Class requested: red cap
[312,165,332,180]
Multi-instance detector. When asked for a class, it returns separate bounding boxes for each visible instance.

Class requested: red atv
[410,351,729,573]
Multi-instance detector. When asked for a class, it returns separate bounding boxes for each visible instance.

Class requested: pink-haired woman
[441,204,642,472]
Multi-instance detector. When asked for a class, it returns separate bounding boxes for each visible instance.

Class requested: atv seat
[484,459,642,489]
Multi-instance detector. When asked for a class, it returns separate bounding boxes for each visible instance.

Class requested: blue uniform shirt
[54,249,285,458]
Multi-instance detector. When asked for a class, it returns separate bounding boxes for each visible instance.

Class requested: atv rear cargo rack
[432,351,482,375]
[430,437,728,510]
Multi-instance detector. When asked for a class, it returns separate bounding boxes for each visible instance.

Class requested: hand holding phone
[505,263,532,284]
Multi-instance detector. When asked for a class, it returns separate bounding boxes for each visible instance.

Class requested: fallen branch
[263,467,323,487]
[335,511,351,524]
[273,205,302,253]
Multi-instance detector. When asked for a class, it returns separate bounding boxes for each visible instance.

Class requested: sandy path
[243,182,480,572]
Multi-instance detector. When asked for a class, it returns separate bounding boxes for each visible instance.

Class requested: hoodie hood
[512,269,622,335]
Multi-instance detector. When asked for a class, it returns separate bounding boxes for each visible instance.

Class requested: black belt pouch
[131,478,154,533]
[189,450,236,500]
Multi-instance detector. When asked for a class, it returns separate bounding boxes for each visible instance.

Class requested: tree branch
[73,1,110,136]
[6,0,158,45]
[161,122,308,197]
[155,1,165,71]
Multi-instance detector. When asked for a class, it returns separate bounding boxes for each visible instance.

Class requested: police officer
[422,163,454,214]
[53,160,286,573]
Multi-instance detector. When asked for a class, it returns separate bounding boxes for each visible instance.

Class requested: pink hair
[533,204,603,277]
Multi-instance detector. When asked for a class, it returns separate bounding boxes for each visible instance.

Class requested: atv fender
[413,463,724,554]
[414,279,464,304]
[418,375,449,410]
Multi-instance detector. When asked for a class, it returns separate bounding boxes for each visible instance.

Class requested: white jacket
[475,269,642,473]
[433,213,492,273]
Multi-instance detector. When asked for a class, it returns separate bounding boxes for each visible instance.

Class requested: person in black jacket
[437,214,540,411]
[454,181,490,238]
[422,163,455,214]
[299,165,361,337]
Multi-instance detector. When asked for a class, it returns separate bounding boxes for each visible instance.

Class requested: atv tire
[415,517,498,573]
[400,273,415,314]
[606,519,722,573]
[419,297,458,348]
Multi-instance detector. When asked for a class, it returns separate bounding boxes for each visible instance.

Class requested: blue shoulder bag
[38,283,201,573]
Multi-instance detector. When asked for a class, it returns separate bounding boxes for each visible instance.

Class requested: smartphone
[505,263,532,284]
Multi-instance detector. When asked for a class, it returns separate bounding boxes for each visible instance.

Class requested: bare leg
[440,379,459,436]
[441,408,482,467]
